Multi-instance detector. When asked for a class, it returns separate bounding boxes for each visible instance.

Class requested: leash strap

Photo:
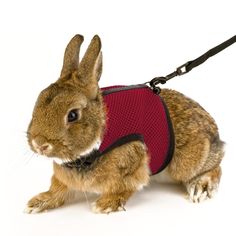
[148,35,236,93]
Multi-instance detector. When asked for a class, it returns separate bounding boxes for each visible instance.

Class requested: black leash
[147,35,236,94]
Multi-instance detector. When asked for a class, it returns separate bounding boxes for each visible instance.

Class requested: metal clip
[147,77,167,94]
[150,77,167,87]
[176,62,190,75]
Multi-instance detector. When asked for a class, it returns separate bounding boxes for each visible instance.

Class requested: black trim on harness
[63,149,101,170]
[63,134,144,171]
[153,98,175,174]
[101,134,144,156]
[102,84,148,96]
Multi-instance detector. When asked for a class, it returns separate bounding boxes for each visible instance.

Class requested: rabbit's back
[160,89,223,183]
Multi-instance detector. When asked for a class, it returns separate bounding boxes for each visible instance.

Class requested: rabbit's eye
[67,109,79,123]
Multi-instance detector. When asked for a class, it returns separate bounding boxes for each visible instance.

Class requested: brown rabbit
[25,34,224,214]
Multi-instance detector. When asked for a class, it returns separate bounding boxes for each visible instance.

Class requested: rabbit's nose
[32,139,53,155]
[40,143,51,152]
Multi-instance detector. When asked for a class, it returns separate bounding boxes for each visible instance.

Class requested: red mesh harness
[100,85,174,175]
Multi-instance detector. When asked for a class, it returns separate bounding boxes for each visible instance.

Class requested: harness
[64,35,236,175]
[100,85,174,175]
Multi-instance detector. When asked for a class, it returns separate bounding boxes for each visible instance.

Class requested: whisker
[24,155,33,166]
[25,153,34,165]
[21,131,31,139]
[82,191,90,209]
[23,149,31,157]
[6,148,35,173]
[22,151,35,166]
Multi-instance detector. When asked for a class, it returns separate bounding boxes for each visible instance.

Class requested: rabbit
[25,34,224,214]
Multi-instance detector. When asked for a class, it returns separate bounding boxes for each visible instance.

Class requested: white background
[0,1,236,236]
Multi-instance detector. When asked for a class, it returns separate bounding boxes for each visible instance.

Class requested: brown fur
[25,35,224,214]
[160,90,224,181]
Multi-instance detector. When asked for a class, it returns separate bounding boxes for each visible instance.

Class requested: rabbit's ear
[78,35,101,82]
[76,35,102,98]
[60,34,84,78]
[94,51,103,81]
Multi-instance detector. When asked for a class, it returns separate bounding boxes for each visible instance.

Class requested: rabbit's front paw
[92,197,126,214]
[24,192,64,214]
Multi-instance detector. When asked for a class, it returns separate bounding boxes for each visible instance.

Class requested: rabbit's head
[27,35,105,162]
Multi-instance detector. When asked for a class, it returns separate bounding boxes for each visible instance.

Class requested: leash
[147,35,236,94]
